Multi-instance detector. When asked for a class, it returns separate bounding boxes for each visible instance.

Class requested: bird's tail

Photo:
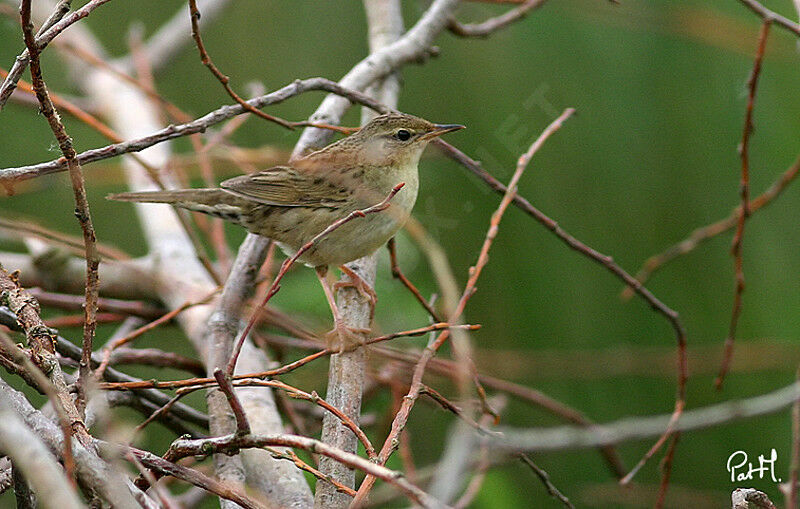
[107,189,248,222]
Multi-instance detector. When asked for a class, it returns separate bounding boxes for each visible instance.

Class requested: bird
[108,111,464,349]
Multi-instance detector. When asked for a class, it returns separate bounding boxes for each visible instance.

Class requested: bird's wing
[220,165,349,208]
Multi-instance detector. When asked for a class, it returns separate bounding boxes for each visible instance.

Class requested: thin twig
[655,433,680,509]
[517,453,574,509]
[715,19,771,391]
[266,447,357,496]
[20,0,101,416]
[213,368,251,435]
[435,134,688,484]
[187,0,293,129]
[737,0,800,36]
[622,154,800,298]
[1,78,388,184]
[97,323,480,391]
[387,238,441,321]
[449,0,549,37]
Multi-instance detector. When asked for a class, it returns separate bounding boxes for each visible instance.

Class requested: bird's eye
[396,129,411,141]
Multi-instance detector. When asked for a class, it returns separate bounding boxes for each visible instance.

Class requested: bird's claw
[325,321,370,353]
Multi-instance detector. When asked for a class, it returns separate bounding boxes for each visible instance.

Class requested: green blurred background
[2,0,800,507]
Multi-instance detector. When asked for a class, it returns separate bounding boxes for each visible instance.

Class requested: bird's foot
[325,321,371,353]
[336,265,378,310]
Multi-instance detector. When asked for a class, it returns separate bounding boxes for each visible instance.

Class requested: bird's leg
[315,266,369,352]
[335,264,378,319]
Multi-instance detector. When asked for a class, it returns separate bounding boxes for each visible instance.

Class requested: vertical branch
[715,20,771,390]
[314,2,404,508]
[19,0,101,416]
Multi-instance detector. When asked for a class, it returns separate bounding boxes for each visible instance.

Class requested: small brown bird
[109,112,464,349]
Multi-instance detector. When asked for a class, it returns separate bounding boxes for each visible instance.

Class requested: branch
[491,381,800,452]
[0,391,83,509]
[435,136,688,483]
[715,19,771,390]
[187,0,293,129]
[315,1,405,506]
[0,78,387,185]
[448,0,548,37]
[623,154,800,298]
[20,0,101,415]
[0,0,112,110]
[738,0,800,36]
[517,453,574,509]
[167,433,448,508]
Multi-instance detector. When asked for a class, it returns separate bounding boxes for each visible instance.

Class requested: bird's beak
[421,123,465,140]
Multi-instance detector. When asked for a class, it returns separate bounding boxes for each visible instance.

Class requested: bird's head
[335,112,464,168]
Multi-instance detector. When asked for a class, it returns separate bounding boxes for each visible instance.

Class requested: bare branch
[490,381,800,452]
[20,0,101,415]
[738,0,800,35]
[517,453,574,509]
[0,78,387,185]
[715,19,771,390]
[167,433,448,508]
[449,0,549,37]
[0,391,83,509]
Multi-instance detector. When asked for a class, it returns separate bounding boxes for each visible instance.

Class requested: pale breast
[252,172,419,267]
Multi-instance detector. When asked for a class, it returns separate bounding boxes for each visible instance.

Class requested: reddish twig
[44,312,125,329]
[213,368,251,435]
[188,0,293,129]
[94,290,217,380]
[352,108,576,505]
[28,288,163,318]
[98,322,480,392]
[0,216,128,260]
[655,432,680,509]
[387,238,441,321]
[108,348,205,376]
[265,447,357,496]
[225,182,406,375]
[435,133,688,485]
[420,384,498,435]
[716,19,771,391]
[131,392,189,439]
[20,0,101,416]
[623,155,800,299]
